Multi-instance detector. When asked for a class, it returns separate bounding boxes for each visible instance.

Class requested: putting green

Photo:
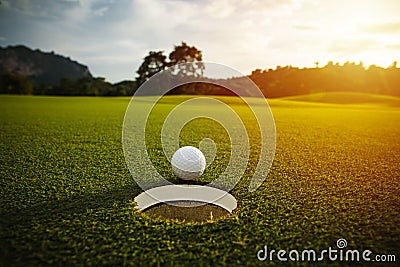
[1,94,399,266]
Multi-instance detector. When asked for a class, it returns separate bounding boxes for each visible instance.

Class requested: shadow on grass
[0,185,141,225]
[0,185,142,265]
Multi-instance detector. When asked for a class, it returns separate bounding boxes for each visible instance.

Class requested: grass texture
[1,94,399,266]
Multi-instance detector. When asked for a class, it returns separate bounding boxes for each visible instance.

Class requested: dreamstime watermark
[257,238,396,263]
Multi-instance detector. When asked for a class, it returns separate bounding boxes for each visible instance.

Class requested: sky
[0,0,399,83]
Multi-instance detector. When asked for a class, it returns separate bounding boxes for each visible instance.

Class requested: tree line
[137,44,400,97]
[0,72,135,96]
[1,42,399,97]
[250,61,400,98]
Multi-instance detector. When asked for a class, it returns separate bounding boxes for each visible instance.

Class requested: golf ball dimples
[171,146,206,180]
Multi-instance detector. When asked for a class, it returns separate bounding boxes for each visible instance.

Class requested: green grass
[1,94,399,266]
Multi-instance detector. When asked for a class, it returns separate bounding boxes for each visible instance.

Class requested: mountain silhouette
[0,45,92,86]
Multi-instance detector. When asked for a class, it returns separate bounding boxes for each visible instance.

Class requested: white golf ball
[171,146,206,180]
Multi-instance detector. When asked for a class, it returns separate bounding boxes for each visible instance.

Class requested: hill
[0,45,92,86]
[278,92,400,107]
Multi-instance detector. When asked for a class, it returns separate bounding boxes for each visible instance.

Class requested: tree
[0,71,33,94]
[168,42,204,77]
[112,80,136,96]
[135,51,167,86]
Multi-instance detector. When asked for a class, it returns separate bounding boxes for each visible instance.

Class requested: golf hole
[144,201,231,223]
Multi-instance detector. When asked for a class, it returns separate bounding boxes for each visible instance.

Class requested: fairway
[1,95,399,266]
